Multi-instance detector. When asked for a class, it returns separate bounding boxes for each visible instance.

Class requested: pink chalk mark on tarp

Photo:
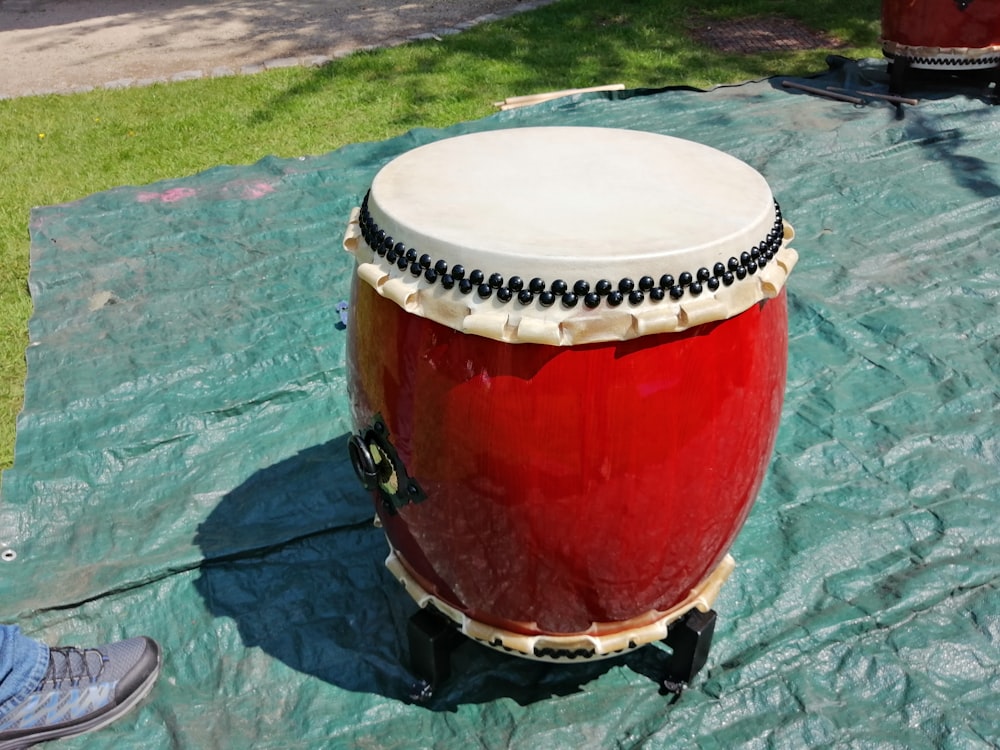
[242,182,276,199]
[222,181,277,200]
[137,187,198,203]
[218,180,278,200]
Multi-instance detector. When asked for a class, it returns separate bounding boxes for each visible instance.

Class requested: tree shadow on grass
[244,0,881,131]
[191,433,680,710]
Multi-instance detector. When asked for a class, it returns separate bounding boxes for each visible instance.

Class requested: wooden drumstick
[827,86,919,105]
[493,84,625,109]
[780,80,865,104]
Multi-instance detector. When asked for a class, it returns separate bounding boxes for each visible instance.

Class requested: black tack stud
[650,287,666,301]
[722,271,735,286]
[596,279,613,295]
[459,279,473,294]
[477,284,492,299]
[584,292,601,308]
[451,264,466,280]
[419,254,432,268]
[697,267,711,282]
[424,269,438,284]
[441,274,455,289]
[561,292,579,308]
[707,277,720,291]
[470,270,485,285]
[410,262,422,276]
[689,281,703,296]
[713,262,726,276]
[489,273,504,289]
[509,276,524,292]
[747,260,758,274]
[728,257,739,271]
[669,285,684,300]
[607,291,624,307]
[639,276,655,291]
[740,251,751,265]
[551,279,568,295]
[618,278,635,294]
[628,290,644,305]
[529,278,546,293]
[573,280,590,295]
[391,240,404,255]
[434,259,449,275]
[396,256,408,270]
[497,287,513,302]
[660,274,675,289]
[736,266,748,280]
[679,271,693,287]
[518,290,534,305]
[384,248,395,262]
[750,247,761,260]
[405,248,417,262]
[539,291,556,307]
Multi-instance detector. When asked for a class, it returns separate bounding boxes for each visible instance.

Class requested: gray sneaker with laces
[0,636,160,750]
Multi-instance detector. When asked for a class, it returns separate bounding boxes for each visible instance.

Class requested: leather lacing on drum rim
[358,190,786,310]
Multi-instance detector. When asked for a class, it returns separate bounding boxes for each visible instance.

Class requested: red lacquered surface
[882,0,1000,50]
[347,280,788,635]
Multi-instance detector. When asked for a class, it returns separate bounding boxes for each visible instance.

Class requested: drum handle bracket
[349,414,426,514]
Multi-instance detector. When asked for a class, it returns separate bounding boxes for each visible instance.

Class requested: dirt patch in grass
[689,15,845,54]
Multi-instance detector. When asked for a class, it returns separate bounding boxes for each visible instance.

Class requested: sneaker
[0,636,161,750]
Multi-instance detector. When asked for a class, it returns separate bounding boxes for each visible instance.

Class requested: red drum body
[348,282,787,635]
[343,127,798,659]
[882,0,1000,69]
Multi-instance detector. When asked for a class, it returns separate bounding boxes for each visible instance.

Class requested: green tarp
[2,60,999,748]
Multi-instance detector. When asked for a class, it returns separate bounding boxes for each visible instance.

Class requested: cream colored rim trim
[385,548,735,663]
[344,208,797,345]
[882,39,1000,68]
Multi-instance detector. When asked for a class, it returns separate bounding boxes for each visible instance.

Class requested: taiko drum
[343,127,798,660]
[881,0,1000,70]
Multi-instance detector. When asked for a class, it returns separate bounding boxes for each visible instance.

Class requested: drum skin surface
[347,278,789,636]
[882,0,1000,55]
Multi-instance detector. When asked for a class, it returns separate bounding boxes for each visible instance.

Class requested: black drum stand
[406,606,718,704]
[887,57,1000,103]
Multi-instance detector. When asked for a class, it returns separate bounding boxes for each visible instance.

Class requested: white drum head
[344,127,797,345]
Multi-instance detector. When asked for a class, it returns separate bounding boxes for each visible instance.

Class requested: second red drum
[881,0,1000,70]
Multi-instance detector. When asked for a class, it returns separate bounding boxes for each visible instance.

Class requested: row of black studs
[358,190,784,310]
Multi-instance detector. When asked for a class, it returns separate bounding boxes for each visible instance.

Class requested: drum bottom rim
[384,545,735,663]
[883,42,1000,70]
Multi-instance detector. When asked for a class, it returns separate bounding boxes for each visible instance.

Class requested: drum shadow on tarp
[191,433,676,710]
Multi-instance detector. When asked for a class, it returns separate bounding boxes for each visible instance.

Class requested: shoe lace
[39,646,107,689]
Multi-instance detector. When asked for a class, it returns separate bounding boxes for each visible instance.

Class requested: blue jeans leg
[0,625,49,721]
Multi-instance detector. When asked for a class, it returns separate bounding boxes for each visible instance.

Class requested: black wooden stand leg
[406,607,465,701]
[888,57,911,96]
[660,609,717,702]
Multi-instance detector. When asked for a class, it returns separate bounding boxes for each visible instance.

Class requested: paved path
[0,0,555,98]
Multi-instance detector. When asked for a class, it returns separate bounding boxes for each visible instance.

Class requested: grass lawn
[0,0,883,470]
